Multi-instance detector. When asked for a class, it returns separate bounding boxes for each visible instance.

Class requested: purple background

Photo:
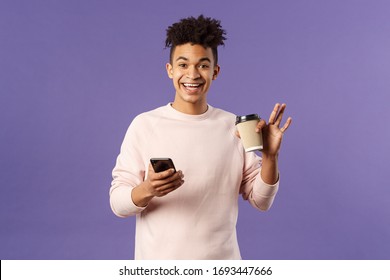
[1,0,389,260]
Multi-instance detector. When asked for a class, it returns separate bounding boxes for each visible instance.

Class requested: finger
[154,170,183,186]
[274,103,287,127]
[235,130,241,139]
[158,185,181,196]
[152,168,176,180]
[255,119,266,133]
[268,103,280,124]
[148,163,155,174]
[156,178,184,194]
[280,117,292,133]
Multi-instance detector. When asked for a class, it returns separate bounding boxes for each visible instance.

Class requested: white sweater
[110,104,279,259]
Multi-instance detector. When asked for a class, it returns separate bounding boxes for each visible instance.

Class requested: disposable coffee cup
[235,114,263,152]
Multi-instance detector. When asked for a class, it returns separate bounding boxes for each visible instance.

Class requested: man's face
[166,43,220,112]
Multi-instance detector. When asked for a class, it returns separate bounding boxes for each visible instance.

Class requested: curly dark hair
[165,15,227,65]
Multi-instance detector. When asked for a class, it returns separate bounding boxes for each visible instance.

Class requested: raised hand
[256,103,292,157]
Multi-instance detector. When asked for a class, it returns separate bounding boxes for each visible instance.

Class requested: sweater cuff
[110,186,147,217]
[249,174,279,211]
[254,174,279,197]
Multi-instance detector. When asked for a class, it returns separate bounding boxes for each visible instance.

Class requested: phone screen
[150,158,176,173]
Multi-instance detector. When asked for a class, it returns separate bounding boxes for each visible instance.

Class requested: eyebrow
[175,56,211,63]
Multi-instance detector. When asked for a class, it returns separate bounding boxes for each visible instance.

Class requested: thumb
[148,163,156,174]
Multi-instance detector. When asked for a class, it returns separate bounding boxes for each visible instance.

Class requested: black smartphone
[150,158,176,173]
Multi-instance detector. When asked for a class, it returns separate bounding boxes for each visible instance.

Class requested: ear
[166,63,173,79]
[212,64,221,80]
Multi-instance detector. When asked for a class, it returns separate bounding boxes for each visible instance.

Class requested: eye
[178,63,187,68]
[199,64,210,69]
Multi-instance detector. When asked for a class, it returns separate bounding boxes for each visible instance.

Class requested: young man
[110,15,292,259]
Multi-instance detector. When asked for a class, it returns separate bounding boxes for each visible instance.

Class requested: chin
[185,91,206,100]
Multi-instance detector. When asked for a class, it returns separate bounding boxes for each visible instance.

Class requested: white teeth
[183,83,201,87]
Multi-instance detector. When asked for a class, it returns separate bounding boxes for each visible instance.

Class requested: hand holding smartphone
[143,158,183,199]
[150,158,176,173]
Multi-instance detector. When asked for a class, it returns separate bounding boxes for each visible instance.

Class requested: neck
[171,100,208,115]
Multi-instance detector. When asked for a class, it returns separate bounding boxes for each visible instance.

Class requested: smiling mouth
[182,83,203,90]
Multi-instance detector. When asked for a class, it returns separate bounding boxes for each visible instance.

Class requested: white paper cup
[236,114,263,152]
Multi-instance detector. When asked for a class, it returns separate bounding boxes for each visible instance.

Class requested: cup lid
[235,114,260,125]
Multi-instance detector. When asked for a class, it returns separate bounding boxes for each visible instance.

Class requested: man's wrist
[131,182,154,207]
[261,153,279,162]
[260,153,279,185]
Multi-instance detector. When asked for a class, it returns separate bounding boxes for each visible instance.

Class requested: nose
[187,66,200,80]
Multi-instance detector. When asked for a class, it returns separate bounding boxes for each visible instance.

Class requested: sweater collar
[166,103,213,121]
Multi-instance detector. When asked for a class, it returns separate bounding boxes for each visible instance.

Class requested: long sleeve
[239,152,279,211]
[110,117,148,217]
